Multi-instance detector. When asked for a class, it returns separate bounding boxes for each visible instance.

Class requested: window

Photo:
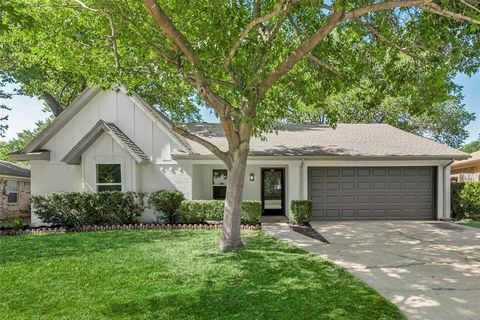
[96,164,122,191]
[212,169,227,200]
[6,181,18,203]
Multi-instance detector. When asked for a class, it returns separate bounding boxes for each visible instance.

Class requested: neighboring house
[0,161,31,222]
[451,150,480,182]
[12,88,468,226]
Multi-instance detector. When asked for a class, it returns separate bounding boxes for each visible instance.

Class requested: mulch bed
[0,223,261,236]
[290,222,329,244]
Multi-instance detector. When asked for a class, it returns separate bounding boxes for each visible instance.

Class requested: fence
[452,173,480,182]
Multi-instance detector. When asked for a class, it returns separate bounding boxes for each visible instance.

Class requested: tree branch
[307,55,346,79]
[344,0,432,19]
[257,9,344,97]
[224,0,286,68]
[460,0,480,15]
[172,125,232,165]
[143,0,242,148]
[353,17,425,61]
[143,0,202,68]
[72,0,120,68]
[423,2,480,24]
[287,13,347,80]
[42,91,64,117]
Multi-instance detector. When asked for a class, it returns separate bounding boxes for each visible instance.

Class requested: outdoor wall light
[249,173,255,182]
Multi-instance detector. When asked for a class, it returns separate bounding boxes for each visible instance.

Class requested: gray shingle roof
[184,123,469,159]
[103,121,151,162]
[62,120,151,164]
[0,161,30,178]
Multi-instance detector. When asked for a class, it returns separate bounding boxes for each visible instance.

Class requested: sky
[0,73,479,143]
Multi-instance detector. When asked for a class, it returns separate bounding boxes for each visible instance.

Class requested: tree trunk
[220,145,249,252]
[43,91,64,117]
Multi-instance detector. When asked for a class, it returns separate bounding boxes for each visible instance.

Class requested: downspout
[300,157,305,199]
[441,160,454,221]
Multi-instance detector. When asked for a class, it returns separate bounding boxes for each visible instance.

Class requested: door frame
[261,168,285,216]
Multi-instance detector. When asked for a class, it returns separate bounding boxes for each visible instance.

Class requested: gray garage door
[308,167,435,220]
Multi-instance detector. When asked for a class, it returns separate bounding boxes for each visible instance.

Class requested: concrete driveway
[264,221,480,320]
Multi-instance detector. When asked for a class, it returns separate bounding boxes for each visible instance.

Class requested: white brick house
[12,88,469,226]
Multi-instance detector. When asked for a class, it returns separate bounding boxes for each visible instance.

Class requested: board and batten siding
[30,91,193,226]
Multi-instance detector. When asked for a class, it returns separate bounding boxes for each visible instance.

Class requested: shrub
[459,182,480,219]
[203,200,227,222]
[11,218,26,231]
[451,182,480,220]
[290,200,313,225]
[0,218,27,231]
[240,201,262,225]
[178,200,261,225]
[451,182,466,219]
[148,190,185,223]
[179,200,206,224]
[32,192,145,227]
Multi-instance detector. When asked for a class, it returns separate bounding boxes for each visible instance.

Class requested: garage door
[308,167,435,220]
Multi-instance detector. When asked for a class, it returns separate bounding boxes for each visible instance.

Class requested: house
[11,88,469,226]
[451,150,480,182]
[0,161,31,222]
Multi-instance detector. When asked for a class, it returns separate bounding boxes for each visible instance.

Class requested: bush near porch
[290,200,313,225]
[451,182,480,220]
[31,192,145,227]
[179,200,261,225]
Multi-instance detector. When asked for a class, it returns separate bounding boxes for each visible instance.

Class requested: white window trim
[95,162,124,191]
[212,169,227,200]
[6,181,18,203]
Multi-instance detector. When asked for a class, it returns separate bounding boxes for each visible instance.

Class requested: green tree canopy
[462,136,480,153]
[2,0,479,250]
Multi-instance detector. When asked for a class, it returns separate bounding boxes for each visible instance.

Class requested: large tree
[3,0,480,250]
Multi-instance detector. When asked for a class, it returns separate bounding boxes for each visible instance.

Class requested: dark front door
[261,168,285,215]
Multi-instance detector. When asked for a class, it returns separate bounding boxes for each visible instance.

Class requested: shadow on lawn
[102,233,403,320]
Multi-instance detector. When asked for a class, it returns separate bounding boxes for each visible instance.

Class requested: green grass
[457,219,480,228]
[0,229,404,320]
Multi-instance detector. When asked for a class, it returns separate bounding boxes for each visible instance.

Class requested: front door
[261,168,285,215]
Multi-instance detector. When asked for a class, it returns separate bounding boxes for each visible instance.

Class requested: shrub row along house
[12,88,468,226]
[0,161,31,222]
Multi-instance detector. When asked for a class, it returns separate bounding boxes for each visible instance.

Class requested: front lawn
[0,229,404,320]
[457,219,480,228]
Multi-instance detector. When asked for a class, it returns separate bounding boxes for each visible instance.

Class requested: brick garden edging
[0,223,262,236]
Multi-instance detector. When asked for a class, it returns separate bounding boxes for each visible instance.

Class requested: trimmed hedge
[451,182,480,220]
[148,190,185,223]
[31,192,145,227]
[179,200,261,225]
[290,200,313,225]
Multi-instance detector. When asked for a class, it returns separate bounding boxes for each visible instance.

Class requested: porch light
[249,173,255,182]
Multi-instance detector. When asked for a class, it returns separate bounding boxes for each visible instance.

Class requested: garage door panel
[326,209,340,217]
[342,182,355,190]
[342,169,355,177]
[357,181,371,190]
[326,169,340,177]
[342,209,355,217]
[326,182,340,190]
[357,168,370,175]
[309,167,434,220]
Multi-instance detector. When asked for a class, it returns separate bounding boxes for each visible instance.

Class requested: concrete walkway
[263,221,480,320]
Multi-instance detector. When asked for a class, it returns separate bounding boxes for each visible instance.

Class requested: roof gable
[62,120,151,165]
[22,87,190,156]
